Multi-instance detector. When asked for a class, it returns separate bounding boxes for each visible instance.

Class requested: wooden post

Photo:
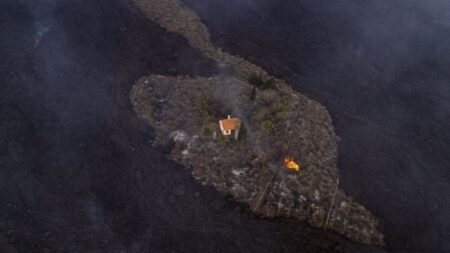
[253,172,276,213]
[324,178,339,230]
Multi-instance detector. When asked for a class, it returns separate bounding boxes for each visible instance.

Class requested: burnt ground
[0,0,386,252]
[181,0,450,252]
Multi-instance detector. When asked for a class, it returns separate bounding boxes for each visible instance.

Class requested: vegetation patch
[247,72,277,90]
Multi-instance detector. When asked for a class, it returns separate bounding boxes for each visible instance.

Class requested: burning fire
[283,156,300,171]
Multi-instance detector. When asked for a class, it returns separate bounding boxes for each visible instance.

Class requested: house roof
[219,116,241,131]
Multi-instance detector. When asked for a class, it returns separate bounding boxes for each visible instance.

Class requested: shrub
[281,94,297,109]
[202,122,218,136]
[260,120,275,134]
[195,90,210,120]
[273,104,290,120]
[217,133,230,144]
[207,99,230,118]
[203,126,211,136]
[247,73,277,90]
[256,90,279,106]
[237,123,247,141]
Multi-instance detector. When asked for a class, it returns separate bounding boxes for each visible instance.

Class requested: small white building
[219,115,241,140]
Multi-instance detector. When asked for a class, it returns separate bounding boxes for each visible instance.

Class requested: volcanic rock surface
[3,0,376,252]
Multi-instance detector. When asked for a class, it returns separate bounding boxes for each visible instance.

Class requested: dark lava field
[1,0,449,252]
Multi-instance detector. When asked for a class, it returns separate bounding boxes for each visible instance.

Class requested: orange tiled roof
[219,117,241,131]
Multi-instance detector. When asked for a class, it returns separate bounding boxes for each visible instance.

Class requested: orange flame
[283,156,300,171]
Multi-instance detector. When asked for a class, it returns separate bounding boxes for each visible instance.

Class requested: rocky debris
[130,74,384,245]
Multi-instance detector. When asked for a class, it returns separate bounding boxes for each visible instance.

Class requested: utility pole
[324,178,339,230]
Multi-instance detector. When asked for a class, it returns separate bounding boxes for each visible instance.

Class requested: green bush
[256,90,278,105]
[238,123,247,141]
[260,120,275,134]
[273,104,290,120]
[247,73,277,90]
[281,94,297,109]
[217,133,230,144]
[195,90,210,120]
[202,122,217,136]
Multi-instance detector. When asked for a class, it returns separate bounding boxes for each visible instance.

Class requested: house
[219,115,241,140]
